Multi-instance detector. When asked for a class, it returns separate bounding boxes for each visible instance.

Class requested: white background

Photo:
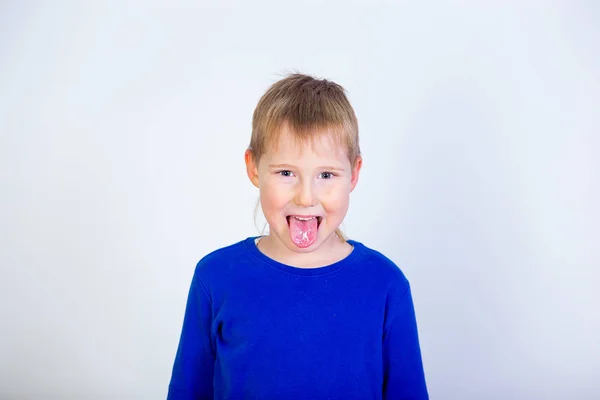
[1,1,598,399]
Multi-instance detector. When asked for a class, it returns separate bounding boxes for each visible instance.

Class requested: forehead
[265,126,349,164]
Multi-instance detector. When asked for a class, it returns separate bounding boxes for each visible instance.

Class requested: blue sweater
[168,237,428,399]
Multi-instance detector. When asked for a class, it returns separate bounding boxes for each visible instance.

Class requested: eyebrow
[269,164,345,171]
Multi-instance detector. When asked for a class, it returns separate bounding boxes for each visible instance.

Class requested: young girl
[167,74,428,399]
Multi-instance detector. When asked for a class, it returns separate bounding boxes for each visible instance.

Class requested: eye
[278,170,294,177]
[320,172,335,179]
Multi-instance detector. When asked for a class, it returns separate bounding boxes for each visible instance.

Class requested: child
[167,74,428,399]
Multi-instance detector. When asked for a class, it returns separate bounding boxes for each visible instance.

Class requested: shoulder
[352,240,410,286]
[350,239,412,304]
[197,237,250,265]
[191,237,256,284]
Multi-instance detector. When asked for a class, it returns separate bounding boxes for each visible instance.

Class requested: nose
[294,179,318,208]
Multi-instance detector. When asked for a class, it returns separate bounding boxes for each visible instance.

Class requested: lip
[286,215,323,227]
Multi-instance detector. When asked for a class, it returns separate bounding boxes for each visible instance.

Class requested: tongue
[288,217,318,248]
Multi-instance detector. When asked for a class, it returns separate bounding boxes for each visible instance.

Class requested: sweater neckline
[243,236,364,277]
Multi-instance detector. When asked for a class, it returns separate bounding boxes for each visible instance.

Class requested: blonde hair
[249,73,361,241]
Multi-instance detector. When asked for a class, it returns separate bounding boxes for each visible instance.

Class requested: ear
[349,155,362,193]
[245,149,260,188]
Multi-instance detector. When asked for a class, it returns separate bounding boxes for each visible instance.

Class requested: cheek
[320,182,351,213]
[260,182,289,211]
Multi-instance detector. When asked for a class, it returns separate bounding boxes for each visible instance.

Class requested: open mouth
[286,215,322,248]
[286,215,322,227]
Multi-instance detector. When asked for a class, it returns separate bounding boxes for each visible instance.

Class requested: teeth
[294,216,315,221]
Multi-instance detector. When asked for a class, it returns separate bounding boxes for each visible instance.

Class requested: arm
[167,272,214,400]
[383,285,429,400]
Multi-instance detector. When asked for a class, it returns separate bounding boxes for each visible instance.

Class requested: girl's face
[245,125,362,256]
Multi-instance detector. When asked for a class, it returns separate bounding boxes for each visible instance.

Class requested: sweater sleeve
[383,284,429,400]
[167,271,214,400]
